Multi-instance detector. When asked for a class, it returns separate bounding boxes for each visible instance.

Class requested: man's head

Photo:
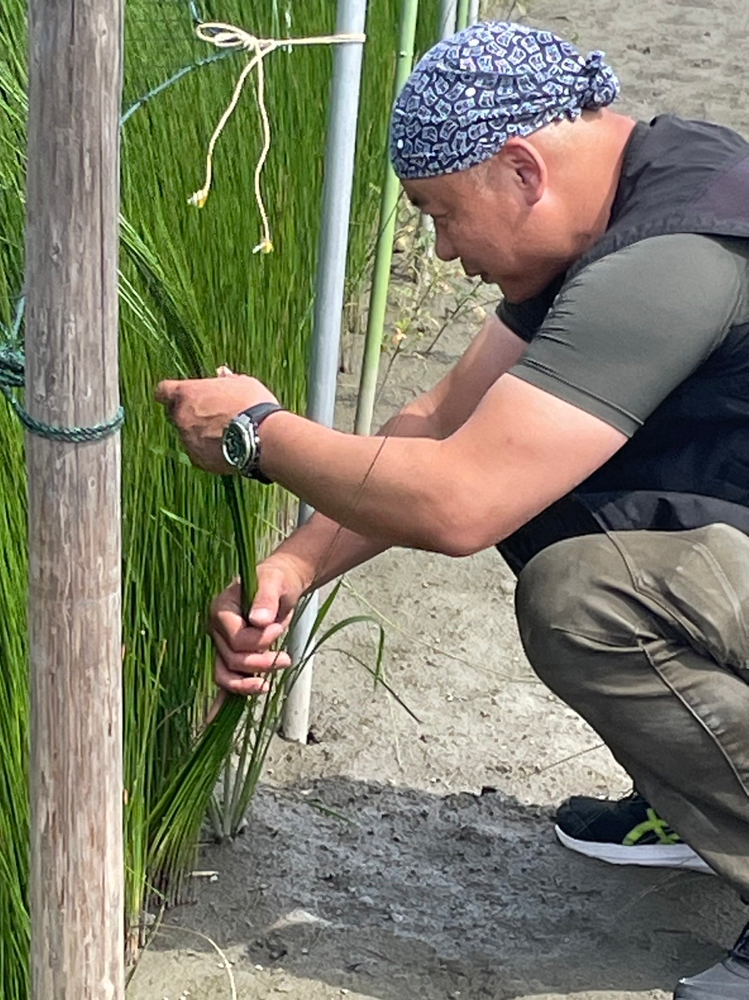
[390,22,629,300]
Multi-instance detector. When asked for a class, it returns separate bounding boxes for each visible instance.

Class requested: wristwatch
[221,402,285,483]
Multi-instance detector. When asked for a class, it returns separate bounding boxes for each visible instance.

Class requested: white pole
[282,0,368,742]
[468,0,481,23]
[440,0,457,37]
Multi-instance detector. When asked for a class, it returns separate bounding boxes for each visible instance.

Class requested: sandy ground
[128,2,749,997]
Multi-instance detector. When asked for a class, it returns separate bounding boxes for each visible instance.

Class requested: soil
[127,1,749,997]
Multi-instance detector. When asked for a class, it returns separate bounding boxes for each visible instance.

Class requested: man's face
[401,157,560,302]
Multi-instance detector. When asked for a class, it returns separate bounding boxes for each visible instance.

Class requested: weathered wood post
[25,1,125,997]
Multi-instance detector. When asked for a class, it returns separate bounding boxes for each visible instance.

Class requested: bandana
[390,21,620,179]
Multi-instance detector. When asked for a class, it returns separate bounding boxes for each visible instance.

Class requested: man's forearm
[268,513,389,593]
[265,404,440,591]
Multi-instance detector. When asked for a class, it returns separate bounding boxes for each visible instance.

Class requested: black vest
[500,115,749,572]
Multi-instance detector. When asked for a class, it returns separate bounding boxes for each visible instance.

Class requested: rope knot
[195,23,265,53]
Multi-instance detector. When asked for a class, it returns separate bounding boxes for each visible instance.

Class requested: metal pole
[282,0,368,742]
[354,0,419,437]
[439,0,457,37]
[26,0,124,997]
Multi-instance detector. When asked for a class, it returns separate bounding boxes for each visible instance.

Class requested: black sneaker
[675,922,749,998]
[555,790,713,874]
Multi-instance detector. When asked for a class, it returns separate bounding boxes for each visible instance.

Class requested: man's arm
[260,374,627,557]
[251,234,748,557]
[203,314,528,695]
[268,312,529,594]
[209,364,625,695]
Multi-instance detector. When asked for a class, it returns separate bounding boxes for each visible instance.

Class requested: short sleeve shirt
[497,233,749,437]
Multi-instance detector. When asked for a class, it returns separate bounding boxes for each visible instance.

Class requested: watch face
[222,420,252,469]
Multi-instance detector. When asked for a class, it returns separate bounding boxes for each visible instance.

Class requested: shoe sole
[674,978,749,1000]
[555,824,715,874]
[674,960,749,999]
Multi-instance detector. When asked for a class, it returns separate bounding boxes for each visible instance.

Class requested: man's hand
[155,373,279,474]
[209,554,308,706]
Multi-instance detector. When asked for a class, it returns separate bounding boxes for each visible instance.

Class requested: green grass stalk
[354,0,420,435]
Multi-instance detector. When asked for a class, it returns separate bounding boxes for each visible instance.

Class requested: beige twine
[189,22,367,254]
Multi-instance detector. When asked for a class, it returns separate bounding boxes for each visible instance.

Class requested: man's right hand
[209,555,308,700]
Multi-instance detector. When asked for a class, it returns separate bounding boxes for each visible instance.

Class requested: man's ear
[495,138,546,206]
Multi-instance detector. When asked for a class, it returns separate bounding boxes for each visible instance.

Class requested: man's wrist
[255,408,295,484]
[260,548,316,596]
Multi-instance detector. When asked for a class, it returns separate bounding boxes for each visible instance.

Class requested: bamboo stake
[354,0,420,436]
[456,0,470,31]
[282,0,368,743]
[468,0,481,23]
[26,1,124,997]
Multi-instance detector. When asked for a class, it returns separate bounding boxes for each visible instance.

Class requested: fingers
[211,588,287,654]
[213,643,290,697]
[214,656,273,697]
[205,688,227,724]
[210,569,295,645]
[208,625,292,704]
[155,376,232,404]
[212,605,282,653]
[211,621,292,699]
[207,569,301,701]
[154,379,179,407]
[246,598,276,629]
[154,375,279,418]
[212,630,291,677]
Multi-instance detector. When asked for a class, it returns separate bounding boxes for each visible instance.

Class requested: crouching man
[158,21,749,998]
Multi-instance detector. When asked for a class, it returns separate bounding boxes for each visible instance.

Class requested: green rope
[0,346,24,387]
[0,343,125,443]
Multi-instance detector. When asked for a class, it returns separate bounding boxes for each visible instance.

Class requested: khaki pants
[514,523,749,895]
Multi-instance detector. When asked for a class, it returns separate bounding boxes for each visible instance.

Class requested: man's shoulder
[498,115,749,343]
[615,114,749,210]
[570,115,749,284]
[643,113,748,147]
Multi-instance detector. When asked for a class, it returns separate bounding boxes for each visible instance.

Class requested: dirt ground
[127,2,749,997]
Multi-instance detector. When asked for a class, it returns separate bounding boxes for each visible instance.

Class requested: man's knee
[514,533,631,694]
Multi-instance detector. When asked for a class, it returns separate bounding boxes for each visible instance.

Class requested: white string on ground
[159,923,238,1000]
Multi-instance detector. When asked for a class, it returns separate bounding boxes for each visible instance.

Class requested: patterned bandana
[390,21,620,179]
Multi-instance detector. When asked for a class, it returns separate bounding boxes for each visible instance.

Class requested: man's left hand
[155,373,279,474]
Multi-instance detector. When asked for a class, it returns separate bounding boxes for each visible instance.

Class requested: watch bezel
[222,413,259,474]
[221,402,285,483]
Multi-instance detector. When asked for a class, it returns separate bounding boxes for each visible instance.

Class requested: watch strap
[238,402,285,483]
[241,401,285,427]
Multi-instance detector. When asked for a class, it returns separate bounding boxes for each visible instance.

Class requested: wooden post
[25,2,125,998]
